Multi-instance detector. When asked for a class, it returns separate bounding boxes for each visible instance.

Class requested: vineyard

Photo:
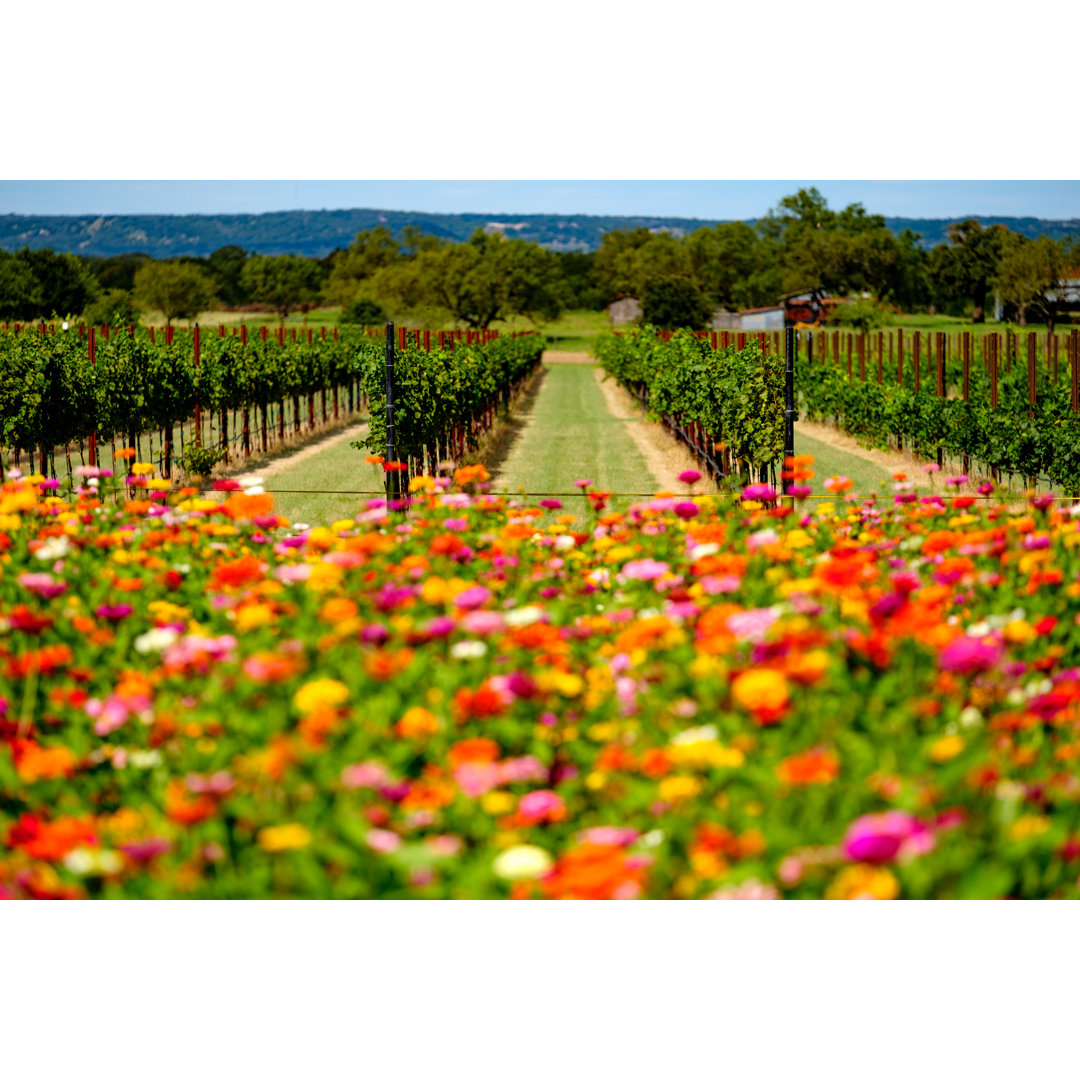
[0,322,537,489]
[598,325,1080,495]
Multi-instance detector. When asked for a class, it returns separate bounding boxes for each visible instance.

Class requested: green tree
[133,261,217,326]
[239,254,323,322]
[0,252,44,319]
[206,246,251,307]
[18,248,98,317]
[85,252,151,293]
[325,226,403,307]
[592,228,688,302]
[340,297,388,325]
[83,289,140,327]
[928,220,1009,323]
[640,276,712,330]
[993,234,1065,328]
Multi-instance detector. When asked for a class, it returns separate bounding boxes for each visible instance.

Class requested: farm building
[739,305,786,331]
[607,296,642,325]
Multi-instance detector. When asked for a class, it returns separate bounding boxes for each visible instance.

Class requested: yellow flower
[132,462,155,476]
[784,529,813,549]
[658,775,703,803]
[305,562,343,591]
[482,791,515,815]
[331,519,356,532]
[293,678,349,714]
[397,706,440,738]
[1010,815,1051,841]
[826,865,899,900]
[731,669,790,714]
[1003,620,1036,646]
[306,526,337,552]
[234,603,276,632]
[258,823,312,852]
[928,734,965,763]
[408,475,435,494]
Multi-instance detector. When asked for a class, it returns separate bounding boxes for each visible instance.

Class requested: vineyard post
[897,329,904,387]
[784,327,796,505]
[935,333,944,468]
[913,333,920,394]
[385,322,400,505]
[962,333,970,475]
[1028,333,1036,420]
[1072,330,1079,415]
[991,334,999,410]
[194,324,202,448]
[88,328,97,468]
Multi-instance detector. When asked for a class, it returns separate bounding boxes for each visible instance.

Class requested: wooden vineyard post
[1072,330,1080,415]
[857,333,865,381]
[962,332,971,476]
[936,332,944,397]
[877,331,883,384]
[385,322,401,506]
[783,327,796,505]
[897,329,904,386]
[194,324,202,448]
[88,328,97,467]
[847,333,852,380]
[913,332,921,394]
[1028,332,1037,420]
[991,333,999,410]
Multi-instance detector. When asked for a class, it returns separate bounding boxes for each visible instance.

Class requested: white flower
[958,706,983,729]
[554,534,575,551]
[966,622,990,637]
[689,542,720,559]
[134,627,180,654]
[35,536,71,561]
[240,476,264,489]
[450,641,487,660]
[64,847,122,876]
[640,830,665,848]
[129,749,163,769]
[504,605,543,628]
[670,724,719,746]
[492,845,553,881]
[242,485,266,495]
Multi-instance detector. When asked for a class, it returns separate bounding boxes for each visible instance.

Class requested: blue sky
[1,181,1078,220]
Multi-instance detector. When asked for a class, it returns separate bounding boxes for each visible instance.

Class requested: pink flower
[742,483,778,503]
[842,811,936,864]
[726,607,779,642]
[939,635,1003,675]
[574,479,593,489]
[678,470,702,485]
[518,790,565,823]
[673,501,700,520]
[341,761,391,789]
[576,826,639,846]
[622,558,669,580]
[708,878,780,900]
[454,585,492,610]
[18,573,66,600]
[540,499,562,510]
[366,829,402,854]
[460,610,505,635]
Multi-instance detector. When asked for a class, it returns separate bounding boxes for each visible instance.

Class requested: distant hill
[1,208,1078,258]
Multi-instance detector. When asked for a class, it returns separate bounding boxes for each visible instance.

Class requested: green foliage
[797,349,1080,493]
[82,289,140,328]
[239,255,324,321]
[358,334,545,463]
[928,221,1009,322]
[596,327,784,471]
[639,276,712,330]
[206,246,251,307]
[0,247,97,320]
[178,444,227,478]
[827,296,894,330]
[993,234,1066,328]
[133,261,217,326]
[340,298,388,325]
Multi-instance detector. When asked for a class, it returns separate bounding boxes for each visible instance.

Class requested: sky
[1,181,1078,221]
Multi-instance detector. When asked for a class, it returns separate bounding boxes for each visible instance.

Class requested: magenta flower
[938,634,1003,675]
[518,790,565,823]
[742,483,778,503]
[96,603,133,622]
[978,482,994,495]
[540,499,563,510]
[454,585,492,610]
[18,573,66,600]
[674,501,700,520]
[787,483,812,500]
[678,469,702,486]
[574,479,593,489]
[842,811,936,864]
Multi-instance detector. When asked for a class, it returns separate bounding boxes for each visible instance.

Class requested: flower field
[3,458,1080,900]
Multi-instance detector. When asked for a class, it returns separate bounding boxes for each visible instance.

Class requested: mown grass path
[491,359,663,504]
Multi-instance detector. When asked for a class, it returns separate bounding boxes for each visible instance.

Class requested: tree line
[1,188,1076,329]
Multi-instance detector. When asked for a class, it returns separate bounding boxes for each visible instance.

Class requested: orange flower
[223,493,275,521]
[14,742,77,783]
[165,780,217,825]
[541,844,650,900]
[115,447,137,460]
[777,747,840,786]
[448,738,500,769]
[731,668,790,724]
[365,454,385,465]
[211,555,265,590]
[7,814,97,861]
[396,706,441,739]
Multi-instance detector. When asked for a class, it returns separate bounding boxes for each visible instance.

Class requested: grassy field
[491,362,662,508]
